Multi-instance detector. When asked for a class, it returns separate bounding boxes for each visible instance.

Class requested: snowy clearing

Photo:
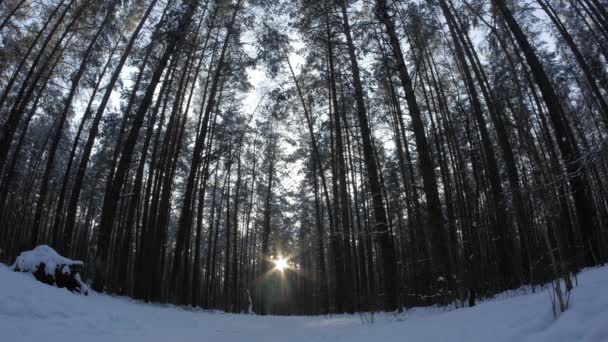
[1,264,607,342]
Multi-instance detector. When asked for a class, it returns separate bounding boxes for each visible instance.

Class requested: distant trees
[0,0,606,315]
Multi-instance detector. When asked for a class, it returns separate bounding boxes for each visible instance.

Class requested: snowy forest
[0,0,607,319]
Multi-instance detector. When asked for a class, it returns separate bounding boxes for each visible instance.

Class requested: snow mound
[11,245,88,295]
[12,245,83,276]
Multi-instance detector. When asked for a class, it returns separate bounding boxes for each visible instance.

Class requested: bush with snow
[12,245,88,295]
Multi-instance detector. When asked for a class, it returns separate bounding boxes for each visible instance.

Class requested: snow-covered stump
[12,245,89,295]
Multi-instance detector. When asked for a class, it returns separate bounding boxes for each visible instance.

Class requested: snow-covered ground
[1,264,607,342]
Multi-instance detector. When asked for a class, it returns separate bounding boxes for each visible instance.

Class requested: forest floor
[1,264,607,342]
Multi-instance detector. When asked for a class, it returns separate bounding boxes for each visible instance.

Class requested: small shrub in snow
[12,245,89,295]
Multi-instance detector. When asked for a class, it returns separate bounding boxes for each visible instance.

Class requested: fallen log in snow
[12,245,88,295]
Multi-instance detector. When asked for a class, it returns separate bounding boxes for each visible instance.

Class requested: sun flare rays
[273,256,288,272]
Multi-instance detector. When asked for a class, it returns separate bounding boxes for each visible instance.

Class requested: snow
[12,245,83,276]
[1,264,607,342]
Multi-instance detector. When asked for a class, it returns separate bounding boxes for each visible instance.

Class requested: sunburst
[273,256,288,272]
